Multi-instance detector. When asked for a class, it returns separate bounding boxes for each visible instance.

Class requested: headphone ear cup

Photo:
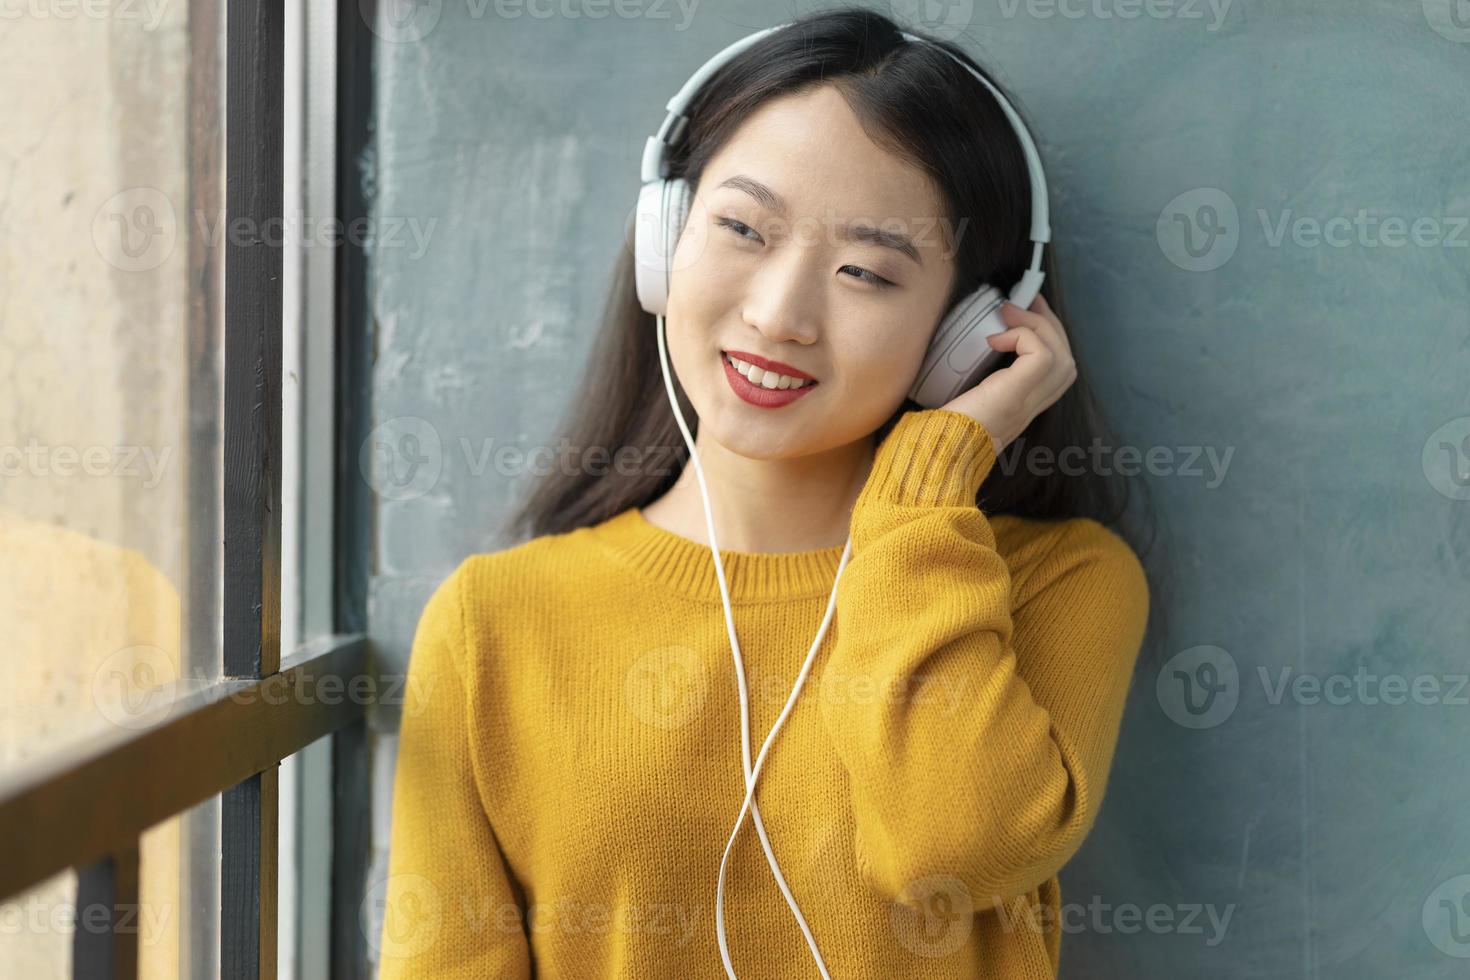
[633,178,693,316]
[907,285,1008,408]
[634,180,669,315]
[666,178,692,256]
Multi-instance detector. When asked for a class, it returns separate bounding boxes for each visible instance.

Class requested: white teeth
[724,353,813,390]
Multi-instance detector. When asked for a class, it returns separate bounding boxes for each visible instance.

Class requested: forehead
[701,84,948,228]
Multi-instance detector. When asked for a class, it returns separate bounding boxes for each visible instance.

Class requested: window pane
[0,1,225,977]
[179,794,221,980]
[139,812,187,978]
[0,805,201,977]
[0,0,224,768]
[0,868,74,976]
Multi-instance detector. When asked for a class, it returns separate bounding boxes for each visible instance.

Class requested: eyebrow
[716,174,925,268]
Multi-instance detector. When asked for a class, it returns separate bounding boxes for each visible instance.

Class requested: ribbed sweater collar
[589,507,849,604]
[585,410,1001,605]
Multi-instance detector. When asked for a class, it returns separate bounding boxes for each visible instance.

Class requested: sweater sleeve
[378,560,533,978]
[818,409,1150,909]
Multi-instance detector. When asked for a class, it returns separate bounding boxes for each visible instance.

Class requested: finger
[986,326,1055,382]
[1032,293,1064,331]
[986,325,1053,361]
[1001,301,1069,358]
[1005,294,1063,339]
[1000,300,1048,330]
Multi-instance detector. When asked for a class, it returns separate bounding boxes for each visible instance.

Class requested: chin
[704,412,804,460]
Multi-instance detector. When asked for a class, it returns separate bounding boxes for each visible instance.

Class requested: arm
[819,409,1150,909]
[378,560,533,978]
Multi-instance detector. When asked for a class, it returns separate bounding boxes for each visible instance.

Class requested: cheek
[840,318,930,389]
[658,304,716,394]
[668,208,727,299]
[670,248,741,318]
[666,257,723,329]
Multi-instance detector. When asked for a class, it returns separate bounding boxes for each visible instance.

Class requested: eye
[715,216,763,243]
[716,215,894,289]
[839,265,896,289]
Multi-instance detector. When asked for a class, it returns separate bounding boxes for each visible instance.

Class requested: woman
[380,9,1157,978]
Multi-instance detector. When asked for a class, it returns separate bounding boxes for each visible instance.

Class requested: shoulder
[462,522,607,590]
[991,514,1150,611]
[426,522,611,636]
[989,515,1151,676]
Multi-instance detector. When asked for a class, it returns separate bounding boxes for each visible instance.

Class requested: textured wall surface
[363,2,1470,976]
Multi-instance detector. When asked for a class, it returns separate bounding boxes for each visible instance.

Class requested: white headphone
[632,22,1051,977]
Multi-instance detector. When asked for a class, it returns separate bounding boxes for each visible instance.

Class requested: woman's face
[664,84,960,460]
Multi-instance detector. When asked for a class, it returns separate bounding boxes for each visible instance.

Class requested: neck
[643,429,877,554]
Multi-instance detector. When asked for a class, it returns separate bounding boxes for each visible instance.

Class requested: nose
[740,249,821,347]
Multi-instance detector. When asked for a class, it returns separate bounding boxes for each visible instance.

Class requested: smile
[721,351,819,408]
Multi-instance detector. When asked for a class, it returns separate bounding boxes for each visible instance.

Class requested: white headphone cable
[654,312,852,979]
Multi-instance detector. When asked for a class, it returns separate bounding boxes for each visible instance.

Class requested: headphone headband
[639,22,1050,248]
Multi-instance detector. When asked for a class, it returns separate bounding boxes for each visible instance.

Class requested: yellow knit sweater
[378,408,1150,979]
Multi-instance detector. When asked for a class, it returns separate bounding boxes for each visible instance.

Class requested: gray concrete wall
[363,2,1470,976]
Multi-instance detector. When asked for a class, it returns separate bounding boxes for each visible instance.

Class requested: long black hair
[502,8,1168,665]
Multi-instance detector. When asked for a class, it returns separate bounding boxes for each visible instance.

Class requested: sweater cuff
[857,408,998,510]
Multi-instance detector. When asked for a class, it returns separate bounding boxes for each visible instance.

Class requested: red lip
[721,353,818,408]
[722,349,817,382]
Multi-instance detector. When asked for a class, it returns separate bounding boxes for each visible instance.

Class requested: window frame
[0,0,379,977]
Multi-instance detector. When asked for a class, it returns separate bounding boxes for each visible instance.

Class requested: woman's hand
[939,293,1077,454]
